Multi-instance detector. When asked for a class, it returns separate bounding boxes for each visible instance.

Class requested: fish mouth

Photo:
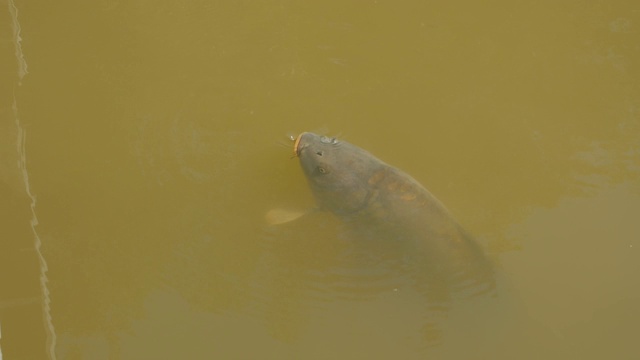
[293,132,306,157]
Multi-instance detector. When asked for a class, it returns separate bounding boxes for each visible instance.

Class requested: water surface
[1,1,639,359]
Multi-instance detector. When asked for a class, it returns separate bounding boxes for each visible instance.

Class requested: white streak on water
[8,0,28,84]
[9,1,57,359]
[15,100,58,360]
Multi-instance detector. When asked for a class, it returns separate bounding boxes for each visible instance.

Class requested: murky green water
[2,1,639,359]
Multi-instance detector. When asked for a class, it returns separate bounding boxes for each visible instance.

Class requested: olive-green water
[2,1,639,359]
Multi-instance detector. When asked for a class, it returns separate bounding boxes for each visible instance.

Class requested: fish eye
[317,166,327,174]
[316,151,323,156]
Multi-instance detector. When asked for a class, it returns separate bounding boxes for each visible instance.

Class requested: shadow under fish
[291,132,497,344]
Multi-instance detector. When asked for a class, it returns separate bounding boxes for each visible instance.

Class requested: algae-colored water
[1,1,638,359]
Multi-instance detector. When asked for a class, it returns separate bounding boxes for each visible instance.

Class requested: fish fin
[265,208,310,225]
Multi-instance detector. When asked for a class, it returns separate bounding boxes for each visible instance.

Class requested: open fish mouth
[293,132,304,157]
